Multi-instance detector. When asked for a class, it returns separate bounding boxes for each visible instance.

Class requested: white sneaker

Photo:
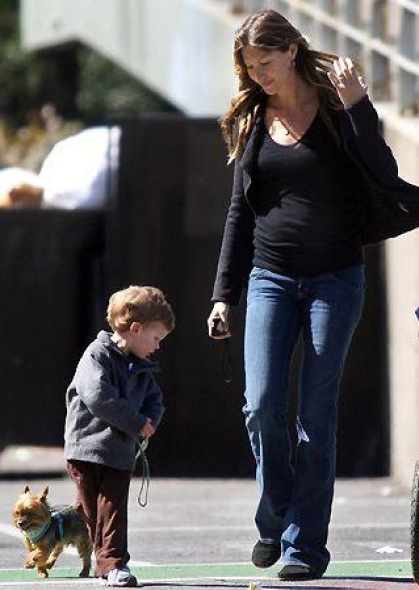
[99,566,137,587]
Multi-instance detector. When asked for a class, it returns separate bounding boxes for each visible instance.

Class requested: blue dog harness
[24,506,74,543]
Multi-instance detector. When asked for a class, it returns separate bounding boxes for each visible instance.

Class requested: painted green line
[133,561,413,580]
[326,559,411,577]
[0,560,414,583]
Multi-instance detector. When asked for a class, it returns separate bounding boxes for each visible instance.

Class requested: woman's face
[241,45,296,95]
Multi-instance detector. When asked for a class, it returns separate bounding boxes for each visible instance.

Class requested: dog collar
[24,520,52,543]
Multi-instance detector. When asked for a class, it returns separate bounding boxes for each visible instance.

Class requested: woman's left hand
[328,57,367,107]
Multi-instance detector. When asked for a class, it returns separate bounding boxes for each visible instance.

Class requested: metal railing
[221,0,419,114]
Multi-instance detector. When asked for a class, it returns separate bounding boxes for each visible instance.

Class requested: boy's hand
[140,418,156,438]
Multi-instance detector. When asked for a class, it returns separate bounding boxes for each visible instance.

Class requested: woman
[207,9,419,582]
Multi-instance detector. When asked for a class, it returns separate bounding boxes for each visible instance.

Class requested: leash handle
[136,437,150,508]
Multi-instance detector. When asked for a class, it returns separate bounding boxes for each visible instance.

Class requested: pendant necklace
[273,117,291,136]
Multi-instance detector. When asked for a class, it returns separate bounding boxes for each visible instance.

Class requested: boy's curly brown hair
[107,285,175,333]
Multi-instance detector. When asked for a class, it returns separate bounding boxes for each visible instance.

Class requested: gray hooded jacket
[64,330,164,471]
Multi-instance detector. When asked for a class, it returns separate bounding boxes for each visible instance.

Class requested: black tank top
[252,112,365,277]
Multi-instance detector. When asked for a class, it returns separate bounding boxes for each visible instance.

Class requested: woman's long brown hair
[221,9,343,162]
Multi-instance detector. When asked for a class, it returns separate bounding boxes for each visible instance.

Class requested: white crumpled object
[40,126,121,210]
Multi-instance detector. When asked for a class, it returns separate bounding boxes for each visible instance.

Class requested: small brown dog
[12,485,92,578]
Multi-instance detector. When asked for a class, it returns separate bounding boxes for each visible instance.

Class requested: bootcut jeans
[243,264,365,575]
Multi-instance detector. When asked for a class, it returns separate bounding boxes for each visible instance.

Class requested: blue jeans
[244,264,365,575]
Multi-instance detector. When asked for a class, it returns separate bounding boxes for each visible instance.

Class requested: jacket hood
[96,330,160,372]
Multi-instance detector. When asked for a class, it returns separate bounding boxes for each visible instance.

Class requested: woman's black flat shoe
[251,541,281,568]
[277,564,320,580]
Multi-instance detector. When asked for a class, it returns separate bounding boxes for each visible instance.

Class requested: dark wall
[0,210,104,449]
[0,115,389,477]
[112,116,390,478]
[108,116,253,476]
[337,245,389,476]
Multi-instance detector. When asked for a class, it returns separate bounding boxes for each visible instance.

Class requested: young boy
[64,285,175,587]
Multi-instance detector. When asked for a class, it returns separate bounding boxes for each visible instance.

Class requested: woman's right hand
[207,302,231,339]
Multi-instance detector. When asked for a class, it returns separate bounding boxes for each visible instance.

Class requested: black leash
[209,314,232,383]
[135,437,150,507]
[221,339,232,384]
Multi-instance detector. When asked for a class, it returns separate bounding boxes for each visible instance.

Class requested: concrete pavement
[0,446,416,589]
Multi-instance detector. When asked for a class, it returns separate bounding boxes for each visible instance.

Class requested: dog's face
[12,486,50,533]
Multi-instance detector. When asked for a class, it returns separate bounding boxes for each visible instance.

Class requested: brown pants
[67,460,132,577]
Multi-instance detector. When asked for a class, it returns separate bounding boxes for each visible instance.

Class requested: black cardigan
[212,95,419,305]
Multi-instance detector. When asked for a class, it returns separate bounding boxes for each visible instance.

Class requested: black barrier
[112,116,389,477]
[107,116,254,477]
[0,115,389,477]
[0,210,105,450]
[337,245,389,476]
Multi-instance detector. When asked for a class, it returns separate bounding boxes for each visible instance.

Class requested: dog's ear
[23,485,30,494]
[38,486,49,501]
